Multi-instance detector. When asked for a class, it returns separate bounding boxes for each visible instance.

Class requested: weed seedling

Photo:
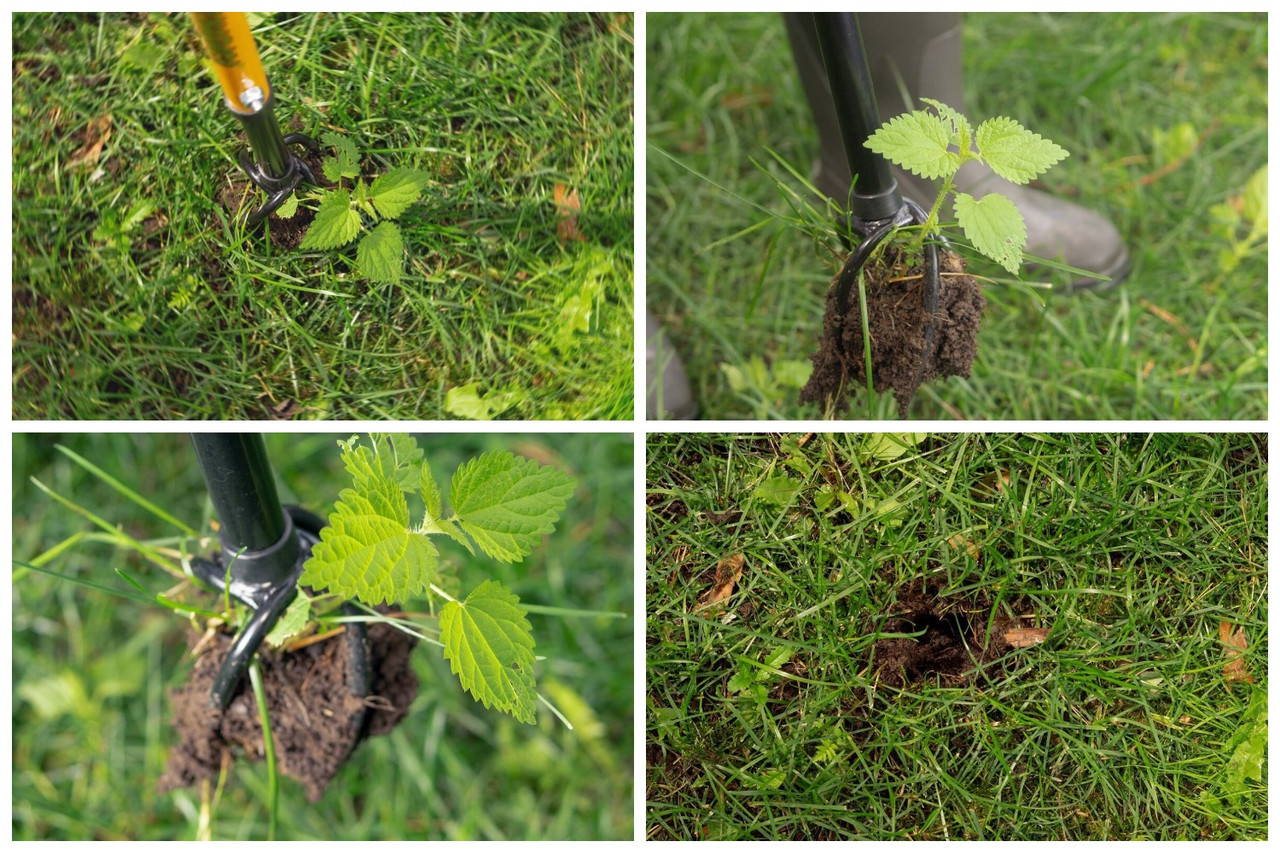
[277,133,430,284]
[865,98,1069,274]
[289,434,576,723]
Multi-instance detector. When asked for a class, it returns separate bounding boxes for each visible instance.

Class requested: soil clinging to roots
[159,622,418,803]
[800,248,984,416]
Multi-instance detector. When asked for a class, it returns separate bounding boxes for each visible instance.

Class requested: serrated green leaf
[440,580,537,724]
[420,458,443,520]
[357,221,405,284]
[954,192,1026,274]
[340,434,417,494]
[321,157,343,185]
[866,109,961,181]
[974,116,1068,185]
[384,434,424,492]
[727,664,755,694]
[264,594,311,648]
[919,98,972,155]
[449,450,575,563]
[300,189,361,250]
[274,192,299,219]
[1202,688,1266,814]
[321,131,360,180]
[301,452,438,605]
[370,166,429,220]
[752,474,801,506]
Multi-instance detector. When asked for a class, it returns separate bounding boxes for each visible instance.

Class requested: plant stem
[921,175,955,242]
[249,661,278,841]
[856,269,875,409]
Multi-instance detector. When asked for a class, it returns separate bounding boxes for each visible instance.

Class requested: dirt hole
[159,621,418,803]
[871,585,1015,688]
[801,247,984,416]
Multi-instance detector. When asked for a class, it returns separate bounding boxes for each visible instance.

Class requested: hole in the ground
[871,586,1012,688]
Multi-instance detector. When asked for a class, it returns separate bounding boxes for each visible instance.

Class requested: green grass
[646,433,1266,839]
[13,433,633,840]
[13,12,633,419]
[647,13,1267,419]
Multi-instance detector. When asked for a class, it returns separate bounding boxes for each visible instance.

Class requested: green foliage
[440,580,539,724]
[301,189,363,251]
[1201,687,1267,815]
[1210,163,1267,272]
[450,450,576,563]
[444,383,527,420]
[865,98,1068,274]
[321,131,360,183]
[751,474,802,507]
[719,356,813,417]
[301,434,576,722]
[727,646,794,704]
[289,137,429,284]
[264,594,311,648]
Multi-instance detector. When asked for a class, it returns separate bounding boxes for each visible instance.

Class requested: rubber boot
[784,13,1129,290]
[646,311,698,419]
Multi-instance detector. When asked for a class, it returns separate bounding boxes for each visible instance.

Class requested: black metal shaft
[192,434,286,552]
[811,13,902,221]
[190,434,299,591]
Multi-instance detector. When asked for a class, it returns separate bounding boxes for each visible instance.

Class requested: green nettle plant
[285,434,576,723]
[277,133,430,284]
[865,98,1069,274]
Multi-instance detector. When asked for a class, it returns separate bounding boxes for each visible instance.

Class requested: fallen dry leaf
[1004,626,1049,648]
[68,114,113,170]
[1219,620,1254,683]
[696,553,744,611]
[972,469,1010,500]
[553,182,585,243]
[946,533,982,561]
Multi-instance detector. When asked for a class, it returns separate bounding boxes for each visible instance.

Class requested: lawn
[13,432,634,840]
[13,13,633,420]
[647,13,1267,419]
[646,432,1266,839]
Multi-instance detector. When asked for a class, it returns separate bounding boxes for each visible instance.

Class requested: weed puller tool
[809,13,943,380]
[191,13,317,227]
[189,434,370,720]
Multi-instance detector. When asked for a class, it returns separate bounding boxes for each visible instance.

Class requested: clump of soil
[872,584,1018,688]
[801,248,984,416]
[159,622,418,802]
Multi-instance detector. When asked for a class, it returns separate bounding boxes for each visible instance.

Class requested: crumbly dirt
[158,622,418,802]
[871,583,1020,688]
[800,248,984,416]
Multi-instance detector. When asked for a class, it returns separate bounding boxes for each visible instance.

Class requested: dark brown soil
[801,248,984,417]
[215,143,329,251]
[159,621,418,802]
[872,583,1018,688]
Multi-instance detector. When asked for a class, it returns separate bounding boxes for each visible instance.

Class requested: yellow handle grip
[190,12,271,114]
